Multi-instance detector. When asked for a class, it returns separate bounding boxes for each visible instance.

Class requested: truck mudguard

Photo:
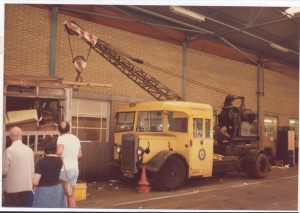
[245,148,267,162]
[143,150,188,173]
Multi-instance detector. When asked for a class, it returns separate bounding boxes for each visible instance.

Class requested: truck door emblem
[198,149,206,160]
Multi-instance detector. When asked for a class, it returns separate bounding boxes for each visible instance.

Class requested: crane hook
[73,55,86,82]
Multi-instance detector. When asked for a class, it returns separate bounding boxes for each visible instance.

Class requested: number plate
[123,172,134,178]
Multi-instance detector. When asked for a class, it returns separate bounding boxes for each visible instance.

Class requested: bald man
[57,121,82,208]
[3,126,34,207]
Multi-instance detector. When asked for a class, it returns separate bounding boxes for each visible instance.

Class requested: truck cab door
[189,117,213,177]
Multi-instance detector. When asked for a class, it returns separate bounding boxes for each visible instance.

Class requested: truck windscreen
[115,112,135,132]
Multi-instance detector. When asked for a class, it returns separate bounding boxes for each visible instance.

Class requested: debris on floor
[271,165,289,169]
[274,160,284,167]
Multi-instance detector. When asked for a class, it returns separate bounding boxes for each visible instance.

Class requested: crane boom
[63,20,182,101]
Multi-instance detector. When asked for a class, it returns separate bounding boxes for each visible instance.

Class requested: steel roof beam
[126,6,298,55]
[124,5,216,35]
[123,6,263,65]
[109,5,181,43]
[60,5,256,65]
[59,6,209,35]
[219,37,258,65]
[200,12,299,55]
[246,8,264,27]
[203,8,298,54]
[219,14,300,36]
[60,6,297,70]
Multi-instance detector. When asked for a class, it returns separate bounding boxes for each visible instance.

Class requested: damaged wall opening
[5,96,62,150]
[4,82,73,155]
[6,97,61,128]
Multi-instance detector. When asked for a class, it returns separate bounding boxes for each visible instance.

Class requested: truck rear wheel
[155,156,186,191]
[248,153,269,179]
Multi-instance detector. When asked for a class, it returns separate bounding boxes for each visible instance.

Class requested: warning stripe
[64,20,98,47]
[73,58,87,72]
[76,60,83,72]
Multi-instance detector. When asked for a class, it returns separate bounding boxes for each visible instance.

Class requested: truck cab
[112,101,270,190]
[112,101,214,189]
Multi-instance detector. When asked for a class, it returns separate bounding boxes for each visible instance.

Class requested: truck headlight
[137,147,144,156]
[116,145,121,154]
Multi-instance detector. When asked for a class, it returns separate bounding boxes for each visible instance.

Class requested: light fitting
[270,43,289,53]
[170,6,205,22]
[264,119,273,124]
[285,7,300,16]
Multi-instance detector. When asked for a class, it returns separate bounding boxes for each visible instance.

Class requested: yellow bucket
[74,181,87,201]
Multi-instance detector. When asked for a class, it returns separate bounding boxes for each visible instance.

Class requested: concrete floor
[77,166,298,211]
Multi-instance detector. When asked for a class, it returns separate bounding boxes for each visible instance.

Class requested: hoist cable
[67,33,74,61]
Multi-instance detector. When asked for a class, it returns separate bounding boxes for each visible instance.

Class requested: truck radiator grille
[121,134,138,173]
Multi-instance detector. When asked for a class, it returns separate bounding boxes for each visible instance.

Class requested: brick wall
[4,5,51,76]
[4,5,299,146]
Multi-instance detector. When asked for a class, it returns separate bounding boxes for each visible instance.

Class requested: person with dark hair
[57,121,82,208]
[58,121,70,134]
[32,136,66,208]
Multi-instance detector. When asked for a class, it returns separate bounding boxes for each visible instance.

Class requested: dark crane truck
[64,20,271,190]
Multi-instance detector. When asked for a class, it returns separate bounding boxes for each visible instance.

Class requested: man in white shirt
[57,121,82,208]
[2,126,34,207]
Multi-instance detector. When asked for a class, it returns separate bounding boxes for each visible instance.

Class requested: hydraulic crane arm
[64,21,182,100]
[63,20,182,101]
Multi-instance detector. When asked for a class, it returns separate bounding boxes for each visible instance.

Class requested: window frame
[136,111,163,132]
[115,111,136,133]
[263,115,278,141]
[193,118,204,138]
[72,98,110,142]
[205,118,212,138]
[289,118,299,145]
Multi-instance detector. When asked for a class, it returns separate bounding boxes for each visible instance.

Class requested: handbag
[62,162,73,197]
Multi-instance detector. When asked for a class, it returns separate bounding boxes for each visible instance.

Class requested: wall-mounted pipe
[182,41,187,100]
[257,61,262,143]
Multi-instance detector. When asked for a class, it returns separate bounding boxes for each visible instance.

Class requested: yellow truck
[62,21,270,190]
[112,100,270,190]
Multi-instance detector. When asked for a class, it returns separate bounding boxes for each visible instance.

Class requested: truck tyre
[155,156,186,191]
[249,153,269,179]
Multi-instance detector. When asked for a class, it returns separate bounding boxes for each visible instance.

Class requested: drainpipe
[49,6,58,76]
[257,60,262,145]
[182,41,187,101]
[3,86,7,153]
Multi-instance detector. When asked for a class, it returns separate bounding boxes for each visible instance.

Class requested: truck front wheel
[155,156,186,191]
[248,153,269,179]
